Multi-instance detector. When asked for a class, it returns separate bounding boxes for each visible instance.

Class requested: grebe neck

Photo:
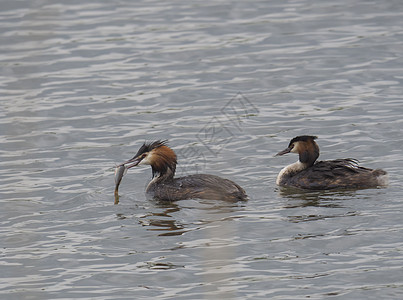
[146,166,175,193]
[276,161,309,185]
[151,165,175,182]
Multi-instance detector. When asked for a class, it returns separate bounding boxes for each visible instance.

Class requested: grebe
[275,135,388,190]
[118,140,248,201]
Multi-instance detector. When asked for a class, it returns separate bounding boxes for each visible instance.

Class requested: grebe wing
[289,159,386,189]
[311,159,363,175]
[173,174,247,201]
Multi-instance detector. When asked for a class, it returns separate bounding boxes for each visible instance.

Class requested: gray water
[1,0,403,299]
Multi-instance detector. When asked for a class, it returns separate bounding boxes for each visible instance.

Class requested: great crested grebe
[275,135,388,190]
[118,140,248,201]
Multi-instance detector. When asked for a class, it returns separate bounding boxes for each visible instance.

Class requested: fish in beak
[114,153,146,203]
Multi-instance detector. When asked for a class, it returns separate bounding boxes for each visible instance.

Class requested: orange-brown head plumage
[132,140,177,178]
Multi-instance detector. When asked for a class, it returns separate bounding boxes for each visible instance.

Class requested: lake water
[1,0,403,299]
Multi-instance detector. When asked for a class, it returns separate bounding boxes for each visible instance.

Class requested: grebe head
[275,135,320,166]
[121,140,177,178]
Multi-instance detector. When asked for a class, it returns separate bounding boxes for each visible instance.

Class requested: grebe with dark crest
[117,140,248,201]
[275,135,388,190]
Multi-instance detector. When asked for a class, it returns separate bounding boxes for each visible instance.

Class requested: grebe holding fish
[115,140,248,202]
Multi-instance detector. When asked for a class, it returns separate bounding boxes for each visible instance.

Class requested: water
[1,0,403,299]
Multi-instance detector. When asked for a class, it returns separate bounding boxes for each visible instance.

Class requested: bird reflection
[277,186,359,223]
[277,186,357,208]
[141,205,185,237]
[115,199,243,236]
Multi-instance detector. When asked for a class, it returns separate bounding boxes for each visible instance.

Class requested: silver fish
[114,165,127,199]
[115,165,127,185]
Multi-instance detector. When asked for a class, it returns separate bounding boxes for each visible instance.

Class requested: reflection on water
[140,205,185,237]
[115,200,245,237]
[278,186,358,208]
[278,186,363,225]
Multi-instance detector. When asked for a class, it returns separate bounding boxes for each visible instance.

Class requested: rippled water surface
[1,0,403,299]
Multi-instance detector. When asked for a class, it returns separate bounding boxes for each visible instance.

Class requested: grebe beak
[119,156,143,169]
[275,147,292,157]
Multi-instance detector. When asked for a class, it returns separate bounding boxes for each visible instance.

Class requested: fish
[115,164,127,186]
[114,164,127,203]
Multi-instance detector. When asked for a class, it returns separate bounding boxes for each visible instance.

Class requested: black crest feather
[288,135,317,147]
[134,140,168,157]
